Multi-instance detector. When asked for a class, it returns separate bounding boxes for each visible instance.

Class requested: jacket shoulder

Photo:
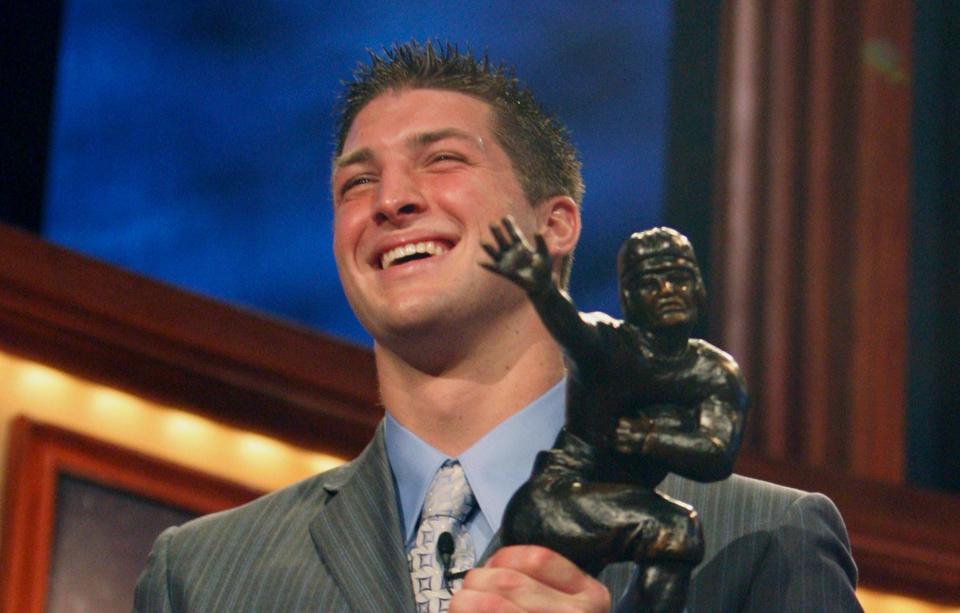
[661,472,811,551]
[134,457,368,612]
[661,473,858,612]
[169,457,358,543]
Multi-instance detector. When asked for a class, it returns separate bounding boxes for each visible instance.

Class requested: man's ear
[537,196,580,259]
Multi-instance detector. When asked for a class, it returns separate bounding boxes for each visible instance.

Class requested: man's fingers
[484,545,600,596]
[453,546,610,612]
[449,586,525,613]
[459,559,610,612]
[460,567,562,612]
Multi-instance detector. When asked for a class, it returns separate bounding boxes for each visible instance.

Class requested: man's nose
[374,169,426,225]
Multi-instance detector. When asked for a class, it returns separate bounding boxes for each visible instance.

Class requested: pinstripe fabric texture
[657,474,861,612]
[134,423,860,612]
[134,423,414,612]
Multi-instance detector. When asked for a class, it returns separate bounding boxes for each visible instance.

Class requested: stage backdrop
[41,1,673,346]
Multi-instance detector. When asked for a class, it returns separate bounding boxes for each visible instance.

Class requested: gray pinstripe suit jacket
[134,423,860,612]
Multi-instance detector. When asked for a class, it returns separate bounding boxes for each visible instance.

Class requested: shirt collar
[384,379,566,546]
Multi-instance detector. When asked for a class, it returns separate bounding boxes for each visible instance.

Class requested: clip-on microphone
[437,532,468,584]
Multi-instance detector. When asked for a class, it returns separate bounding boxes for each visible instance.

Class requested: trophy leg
[636,561,692,613]
[625,499,702,612]
[624,494,704,563]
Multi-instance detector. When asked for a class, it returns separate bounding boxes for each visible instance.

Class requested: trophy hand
[614,416,653,454]
[480,215,553,294]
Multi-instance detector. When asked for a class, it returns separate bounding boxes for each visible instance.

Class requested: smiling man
[332,84,580,460]
[134,42,861,612]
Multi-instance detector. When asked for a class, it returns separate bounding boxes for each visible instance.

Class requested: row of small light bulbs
[0,350,344,492]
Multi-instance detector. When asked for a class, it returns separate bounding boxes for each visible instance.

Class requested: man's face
[620,263,699,330]
[332,88,540,343]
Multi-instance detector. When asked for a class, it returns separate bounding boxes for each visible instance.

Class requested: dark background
[5,0,679,346]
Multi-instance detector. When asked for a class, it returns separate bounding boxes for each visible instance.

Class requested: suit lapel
[310,425,415,612]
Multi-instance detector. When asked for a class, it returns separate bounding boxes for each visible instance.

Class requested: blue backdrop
[43,1,673,346]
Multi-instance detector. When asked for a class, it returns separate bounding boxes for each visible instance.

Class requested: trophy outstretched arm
[481,216,605,365]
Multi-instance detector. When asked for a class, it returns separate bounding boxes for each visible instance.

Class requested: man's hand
[480,216,554,295]
[450,545,610,612]
[614,415,654,455]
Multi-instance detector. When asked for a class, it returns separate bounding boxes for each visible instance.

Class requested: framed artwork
[0,416,263,613]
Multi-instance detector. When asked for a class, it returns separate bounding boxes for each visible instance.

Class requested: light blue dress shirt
[384,378,566,559]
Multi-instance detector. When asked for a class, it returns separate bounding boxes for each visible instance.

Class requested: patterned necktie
[408,460,477,613]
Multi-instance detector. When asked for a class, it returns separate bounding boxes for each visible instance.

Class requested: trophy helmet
[617,227,706,315]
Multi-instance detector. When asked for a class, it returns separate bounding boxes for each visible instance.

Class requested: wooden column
[714,0,912,483]
[847,1,912,482]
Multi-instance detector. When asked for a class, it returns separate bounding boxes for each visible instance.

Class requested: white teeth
[380,240,448,269]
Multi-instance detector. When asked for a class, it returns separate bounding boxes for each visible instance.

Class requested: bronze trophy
[482,218,748,612]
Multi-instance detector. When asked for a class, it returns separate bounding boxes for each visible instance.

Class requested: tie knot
[421,460,475,523]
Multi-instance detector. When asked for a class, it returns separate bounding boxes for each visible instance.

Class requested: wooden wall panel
[758,0,803,461]
[0,224,380,459]
[714,0,763,404]
[801,0,860,471]
[714,0,912,483]
[848,1,913,482]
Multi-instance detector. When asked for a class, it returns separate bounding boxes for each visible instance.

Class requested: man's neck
[374,308,566,456]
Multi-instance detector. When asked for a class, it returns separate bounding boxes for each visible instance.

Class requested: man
[483,222,748,611]
[134,41,860,612]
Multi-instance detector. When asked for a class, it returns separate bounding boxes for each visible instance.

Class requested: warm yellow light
[0,349,347,493]
[88,387,141,416]
[80,387,148,437]
[14,363,71,398]
[162,411,209,442]
[857,587,960,612]
[307,453,343,475]
[237,432,284,461]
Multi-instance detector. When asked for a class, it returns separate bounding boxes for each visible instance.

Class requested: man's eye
[428,152,464,164]
[341,175,374,196]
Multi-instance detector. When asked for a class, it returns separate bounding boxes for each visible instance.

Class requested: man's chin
[363,303,459,342]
